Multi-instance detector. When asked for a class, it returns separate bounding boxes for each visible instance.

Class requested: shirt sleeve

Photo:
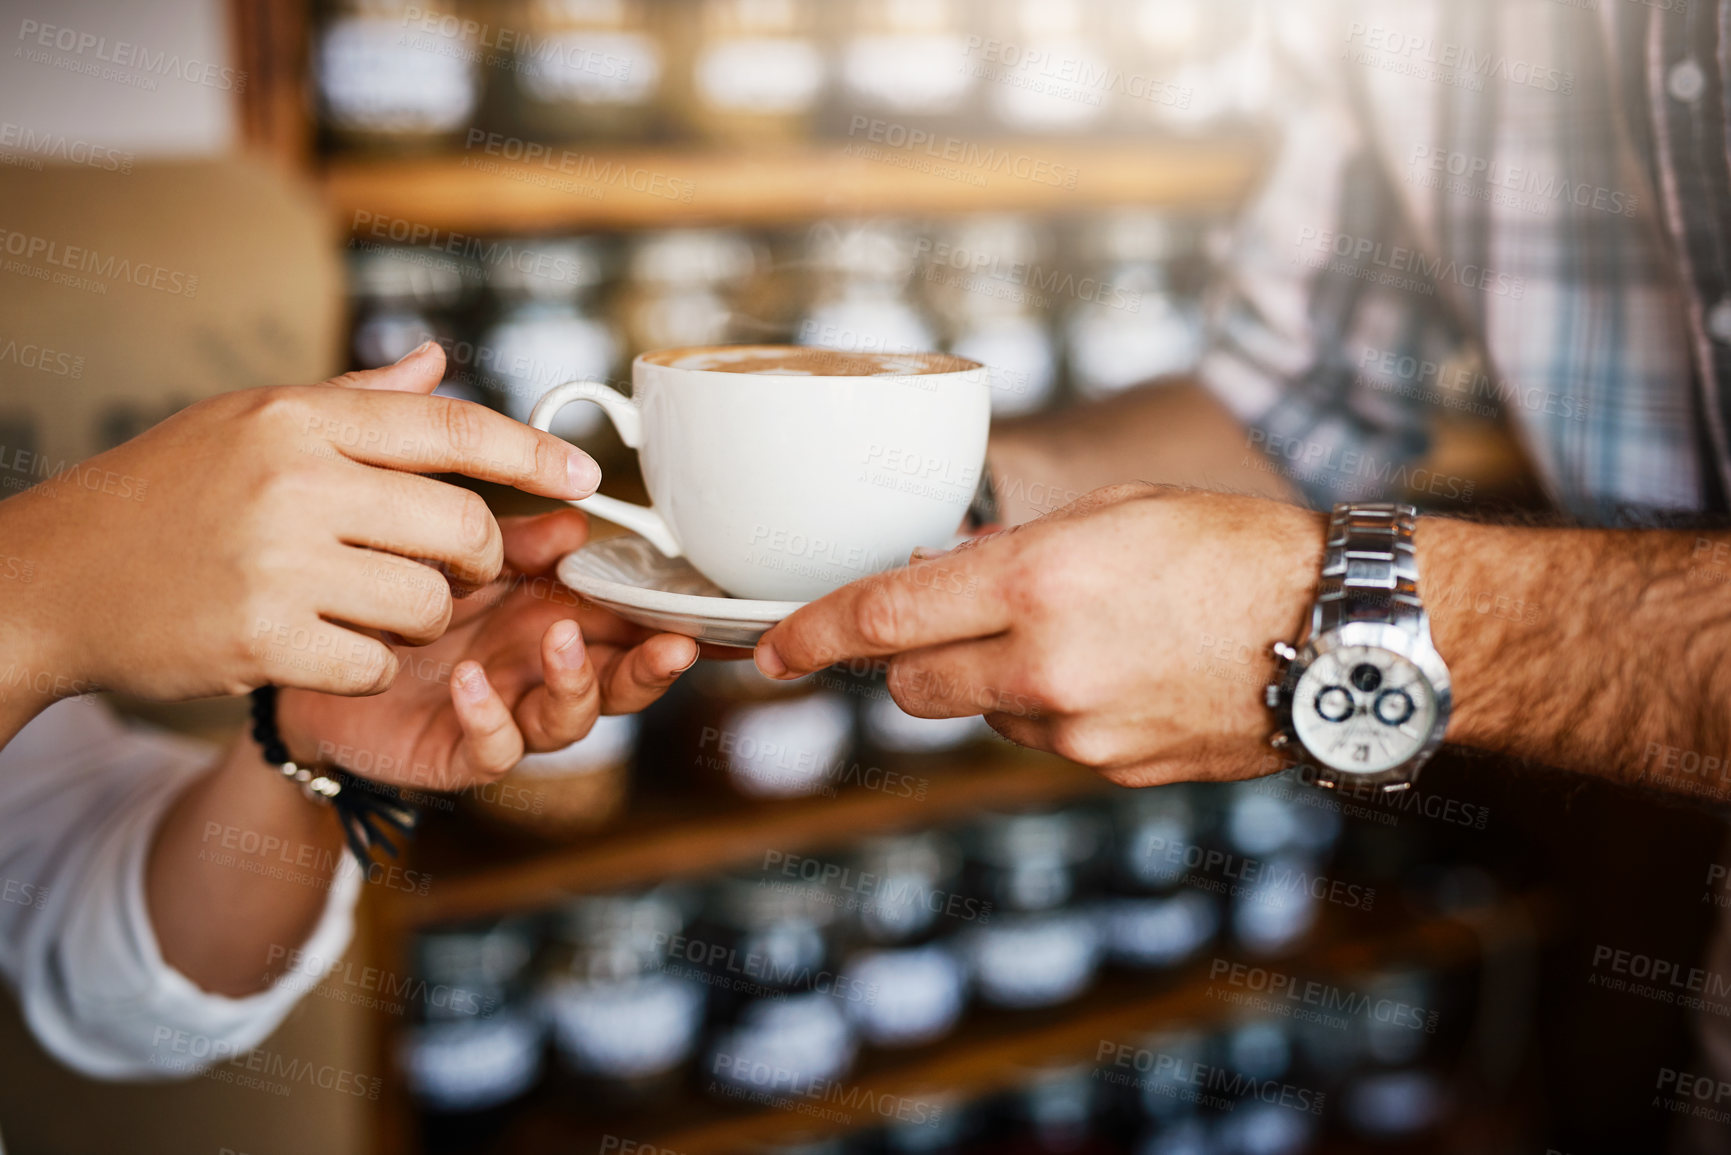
[1197,1,1464,509]
[0,697,361,1081]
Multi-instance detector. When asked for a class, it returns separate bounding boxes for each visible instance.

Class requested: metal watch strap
[1313,502,1428,641]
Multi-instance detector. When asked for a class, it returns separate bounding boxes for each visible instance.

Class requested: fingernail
[567,450,602,497]
[456,662,489,700]
[550,619,584,659]
[674,645,699,674]
[754,642,788,679]
[910,545,952,562]
[395,339,436,366]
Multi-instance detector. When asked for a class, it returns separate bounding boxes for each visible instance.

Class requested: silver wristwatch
[1264,502,1452,792]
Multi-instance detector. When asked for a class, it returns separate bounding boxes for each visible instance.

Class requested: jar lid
[851,830,956,883]
[628,229,758,286]
[929,214,1048,275]
[1076,210,1202,265]
[807,220,920,283]
[347,245,470,307]
[714,872,839,929]
[483,236,609,300]
[416,918,535,986]
[970,808,1099,867]
[554,886,689,947]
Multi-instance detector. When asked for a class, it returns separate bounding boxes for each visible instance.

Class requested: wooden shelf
[322,138,1264,234]
[493,891,1550,1155]
[388,750,1110,929]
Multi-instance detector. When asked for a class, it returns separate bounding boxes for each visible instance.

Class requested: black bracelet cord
[248,686,418,865]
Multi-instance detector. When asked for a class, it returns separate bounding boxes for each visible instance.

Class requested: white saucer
[556,532,807,648]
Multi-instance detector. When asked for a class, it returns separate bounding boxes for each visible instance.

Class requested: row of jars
[835,1033,1457,1155]
[346,212,1211,442]
[398,781,1367,1140]
[316,0,1276,152]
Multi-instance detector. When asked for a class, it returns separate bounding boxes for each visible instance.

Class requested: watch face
[1290,645,1438,775]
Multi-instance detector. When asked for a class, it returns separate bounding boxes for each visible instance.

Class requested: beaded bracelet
[248,686,418,865]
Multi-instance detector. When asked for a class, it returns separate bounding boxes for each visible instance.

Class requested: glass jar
[346,243,470,372]
[920,215,1060,418]
[1229,850,1323,956]
[478,236,616,443]
[837,831,969,1049]
[797,220,938,358]
[615,228,760,359]
[1099,787,1221,971]
[678,0,829,145]
[316,0,481,153]
[874,1093,974,1154]
[1065,212,1206,400]
[687,661,857,799]
[976,0,1110,134]
[1124,1026,1211,1129]
[1222,780,1344,956]
[697,874,858,1099]
[400,918,543,1152]
[542,887,706,1104]
[501,0,665,141]
[994,1061,1115,1155]
[958,808,1103,1010]
[1114,0,1276,134]
[836,0,976,127]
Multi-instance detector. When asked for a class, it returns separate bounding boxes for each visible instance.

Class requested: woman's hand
[0,343,602,741]
[275,510,699,793]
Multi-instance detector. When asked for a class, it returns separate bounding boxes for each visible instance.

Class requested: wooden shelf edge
[654,891,1554,1154]
[323,138,1264,233]
[390,753,1109,928]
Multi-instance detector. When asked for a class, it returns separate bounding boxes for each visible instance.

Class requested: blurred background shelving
[17,1,1646,1153]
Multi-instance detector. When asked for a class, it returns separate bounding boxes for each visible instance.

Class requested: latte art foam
[642,345,977,377]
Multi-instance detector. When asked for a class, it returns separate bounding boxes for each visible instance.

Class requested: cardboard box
[0,157,342,488]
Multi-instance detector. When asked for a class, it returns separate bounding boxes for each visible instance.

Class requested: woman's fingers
[254,619,399,697]
[516,619,602,751]
[499,509,591,577]
[597,633,699,715]
[336,466,505,591]
[317,547,455,646]
[449,661,524,782]
[326,340,446,394]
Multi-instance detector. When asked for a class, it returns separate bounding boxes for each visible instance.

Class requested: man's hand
[276,509,698,793]
[755,485,1324,786]
[0,342,604,742]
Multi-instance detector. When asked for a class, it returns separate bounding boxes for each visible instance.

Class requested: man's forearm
[1419,518,1731,795]
[146,735,345,997]
[989,380,1297,524]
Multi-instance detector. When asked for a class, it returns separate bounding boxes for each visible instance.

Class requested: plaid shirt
[1199,0,1731,525]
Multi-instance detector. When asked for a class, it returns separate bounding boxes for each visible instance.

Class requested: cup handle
[529,380,682,558]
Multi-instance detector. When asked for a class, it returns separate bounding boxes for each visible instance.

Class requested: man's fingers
[338,466,505,590]
[755,554,1011,679]
[984,711,1047,753]
[450,662,524,782]
[500,509,591,577]
[327,340,446,394]
[322,389,602,500]
[317,548,455,646]
[517,619,601,751]
[883,636,1024,719]
[598,634,700,715]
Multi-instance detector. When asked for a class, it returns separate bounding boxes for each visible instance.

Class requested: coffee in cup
[530,345,991,601]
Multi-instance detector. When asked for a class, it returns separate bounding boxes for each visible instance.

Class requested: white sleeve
[0,697,361,1080]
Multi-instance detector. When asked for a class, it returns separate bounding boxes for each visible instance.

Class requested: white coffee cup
[530,344,991,601]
